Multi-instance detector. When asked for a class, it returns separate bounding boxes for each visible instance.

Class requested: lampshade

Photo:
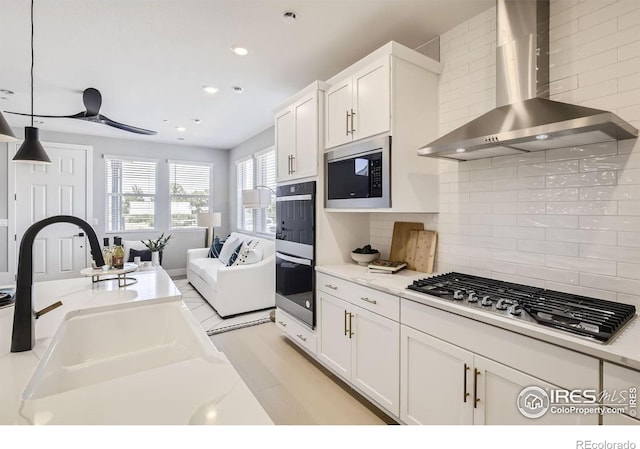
[242,188,272,208]
[0,112,17,142]
[197,212,222,228]
[13,127,51,164]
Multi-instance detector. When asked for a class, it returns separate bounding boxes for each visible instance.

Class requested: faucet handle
[35,300,63,319]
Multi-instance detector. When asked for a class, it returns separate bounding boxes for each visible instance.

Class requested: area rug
[172,277,274,336]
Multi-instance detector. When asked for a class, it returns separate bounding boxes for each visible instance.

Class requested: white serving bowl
[350,252,380,266]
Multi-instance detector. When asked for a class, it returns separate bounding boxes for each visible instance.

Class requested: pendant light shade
[13,127,51,164]
[0,112,17,142]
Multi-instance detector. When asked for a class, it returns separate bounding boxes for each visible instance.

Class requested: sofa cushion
[226,241,245,266]
[190,257,224,279]
[207,235,226,258]
[128,248,152,262]
[219,236,241,264]
[232,239,263,266]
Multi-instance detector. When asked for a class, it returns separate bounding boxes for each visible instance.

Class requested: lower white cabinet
[275,308,317,356]
[318,290,400,416]
[400,325,598,425]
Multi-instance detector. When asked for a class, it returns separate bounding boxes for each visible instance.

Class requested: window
[169,162,212,228]
[236,148,276,234]
[105,157,157,232]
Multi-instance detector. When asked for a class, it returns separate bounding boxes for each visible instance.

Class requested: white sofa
[187,232,275,317]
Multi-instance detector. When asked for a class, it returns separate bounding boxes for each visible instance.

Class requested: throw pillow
[207,236,226,258]
[232,240,263,266]
[128,248,152,262]
[226,242,244,266]
[218,236,241,264]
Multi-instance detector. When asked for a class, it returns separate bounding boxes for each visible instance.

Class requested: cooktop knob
[453,290,464,300]
[468,292,478,303]
[509,304,523,316]
[496,298,509,310]
[481,296,492,307]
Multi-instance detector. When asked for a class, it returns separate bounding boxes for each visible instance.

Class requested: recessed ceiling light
[231,46,249,56]
[232,86,243,93]
[455,148,466,153]
[176,126,186,132]
[282,11,297,24]
[536,134,549,140]
[203,86,219,94]
[193,119,201,125]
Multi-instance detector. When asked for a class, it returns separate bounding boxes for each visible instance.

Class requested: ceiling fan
[6,87,157,135]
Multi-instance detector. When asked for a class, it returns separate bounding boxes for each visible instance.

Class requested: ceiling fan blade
[4,111,84,119]
[83,88,102,117]
[99,114,157,135]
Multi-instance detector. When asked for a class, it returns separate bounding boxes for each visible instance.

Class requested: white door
[352,56,390,141]
[11,142,91,281]
[292,92,318,179]
[351,305,400,417]
[275,106,295,182]
[325,77,353,149]
[400,325,474,425]
[317,292,351,380]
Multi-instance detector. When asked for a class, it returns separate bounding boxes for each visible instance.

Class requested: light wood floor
[210,321,396,425]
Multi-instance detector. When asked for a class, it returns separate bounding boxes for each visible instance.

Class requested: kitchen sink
[23,298,219,400]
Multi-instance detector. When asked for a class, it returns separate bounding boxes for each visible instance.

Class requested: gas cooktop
[407,272,636,344]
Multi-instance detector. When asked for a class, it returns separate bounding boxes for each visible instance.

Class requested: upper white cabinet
[326,57,390,148]
[275,81,328,182]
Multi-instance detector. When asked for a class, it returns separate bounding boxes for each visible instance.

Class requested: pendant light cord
[30,0,34,127]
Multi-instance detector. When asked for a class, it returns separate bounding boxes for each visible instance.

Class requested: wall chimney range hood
[419,0,638,161]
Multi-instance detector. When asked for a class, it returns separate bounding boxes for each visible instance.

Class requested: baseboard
[166,268,187,277]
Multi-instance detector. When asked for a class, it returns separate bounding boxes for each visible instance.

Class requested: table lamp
[242,187,273,208]
[197,212,222,248]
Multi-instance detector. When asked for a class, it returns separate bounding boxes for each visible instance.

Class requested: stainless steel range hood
[419,0,638,161]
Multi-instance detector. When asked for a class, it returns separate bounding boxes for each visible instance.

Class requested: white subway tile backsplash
[491,152,546,167]
[517,176,546,189]
[491,202,520,214]
[580,185,640,200]
[545,201,618,215]
[457,180,492,192]
[545,142,618,162]
[468,236,517,250]
[490,272,546,289]
[616,293,640,308]
[517,202,547,215]
[618,232,640,247]
[580,273,640,296]
[619,7,640,31]
[493,226,546,241]
[546,228,617,246]
[580,244,640,263]
[546,171,617,188]
[469,191,517,203]
[517,265,579,285]
[457,158,492,172]
[580,215,640,231]
[545,254,617,276]
[471,214,517,226]
[468,258,517,275]
[581,153,640,172]
[439,243,492,259]
[578,0,640,31]
[492,249,545,267]
[492,179,519,191]
[518,240,579,257]
[517,160,580,177]
[517,215,579,229]
[468,166,517,181]
[518,188,579,202]
[618,262,640,280]
[579,57,640,88]
[619,201,640,215]
[545,281,618,302]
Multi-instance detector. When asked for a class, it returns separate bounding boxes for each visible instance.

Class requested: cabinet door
[317,292,351,380]
[400,325,474,425]
[352,56,390,141]
[351,305,400,417]
[473,355,598,425]
[325,78,353,149]
[292,92,318,179]
[275,106,294,182]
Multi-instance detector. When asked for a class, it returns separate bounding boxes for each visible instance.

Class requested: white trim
[167,159,214,168]
[103,154,160,163]
[255,145,275,157]
[235,155,253,165]
[8,140,94,279]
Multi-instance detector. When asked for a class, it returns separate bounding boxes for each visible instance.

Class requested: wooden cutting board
[389,222,424,262]
[413,230,437,273]
[404,230,420,270]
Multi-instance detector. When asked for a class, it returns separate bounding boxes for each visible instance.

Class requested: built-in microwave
[325,135,391,209]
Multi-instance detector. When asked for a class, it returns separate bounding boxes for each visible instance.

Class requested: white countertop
[317,264,640,372]
[0,270,272,425]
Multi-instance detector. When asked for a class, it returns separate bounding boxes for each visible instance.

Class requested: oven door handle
[276,252,312,266]
[276,194,313,202]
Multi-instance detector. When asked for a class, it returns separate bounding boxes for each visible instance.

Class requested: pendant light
[13,0,51,164]
[0,111,16,142]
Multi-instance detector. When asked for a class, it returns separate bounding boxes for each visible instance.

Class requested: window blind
[169,162,212,228]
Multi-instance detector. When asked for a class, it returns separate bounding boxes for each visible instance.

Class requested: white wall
[1,129,229,272]
[371,0,640,306]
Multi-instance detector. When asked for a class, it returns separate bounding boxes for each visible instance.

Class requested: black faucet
[11,215,105,353]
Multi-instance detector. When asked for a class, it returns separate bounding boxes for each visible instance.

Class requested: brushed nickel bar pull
[474,368,480,408]
[278,320,287,327]
[346,110,351,135]
[288,155,292,174]
[351,109,356,133]
[463,363,470,403]
[325,284,338,290]
[360,297,377,305]
[291,155,295,174]
[344,309,348,336]
[296,334,307,342]
[349,313,354,338]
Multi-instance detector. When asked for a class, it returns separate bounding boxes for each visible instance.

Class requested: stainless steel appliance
[325,134,390,209]
[407,272,636,343]
[418,0,638,161]
[275,181,315,328]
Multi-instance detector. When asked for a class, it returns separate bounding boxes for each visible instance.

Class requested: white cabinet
[325,57,390,149]
[317,273,400,417]
[603,362,640,422]
[275,308,317,356]
[275,81,327,182]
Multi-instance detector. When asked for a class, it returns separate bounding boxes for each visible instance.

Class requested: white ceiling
[0,0,493,150]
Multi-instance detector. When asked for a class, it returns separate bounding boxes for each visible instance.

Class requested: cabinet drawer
[317,272,399,321]
[276,308,317,355]
[603,362,640,421]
